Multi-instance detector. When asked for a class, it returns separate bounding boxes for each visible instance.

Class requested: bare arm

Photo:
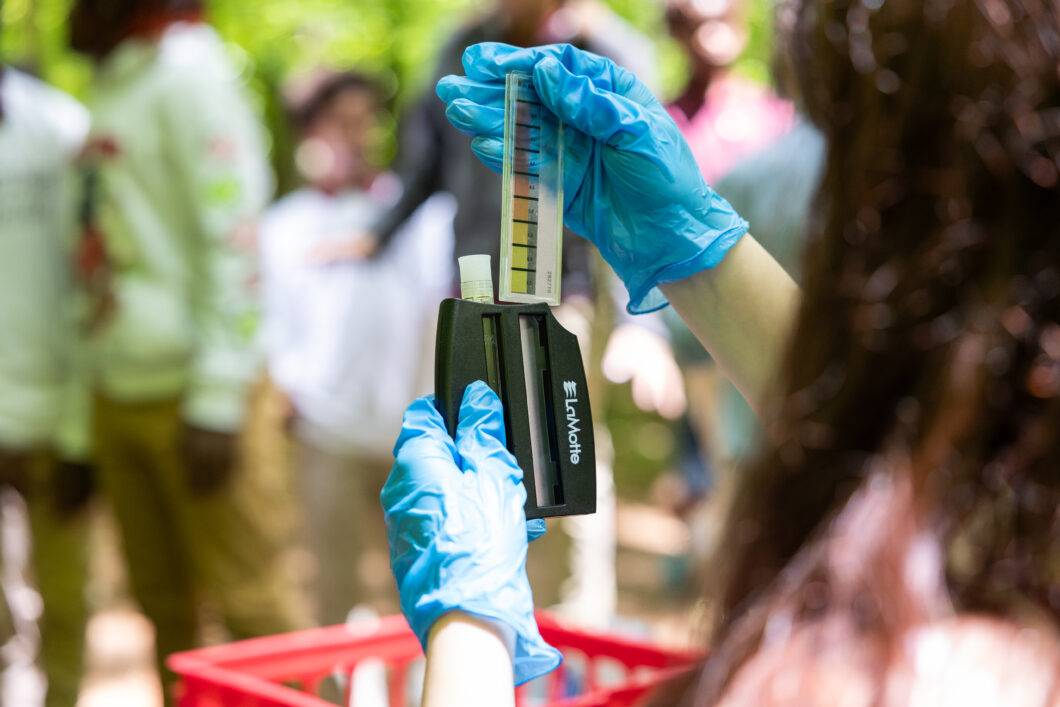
[423,612,515,707]
[659,234,800,417]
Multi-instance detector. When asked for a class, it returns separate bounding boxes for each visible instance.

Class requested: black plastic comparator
[434,298,596,519]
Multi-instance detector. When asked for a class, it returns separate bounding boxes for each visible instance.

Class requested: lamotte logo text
[563,380,582,464]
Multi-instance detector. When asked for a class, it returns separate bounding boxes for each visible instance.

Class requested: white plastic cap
[458,254,494,303]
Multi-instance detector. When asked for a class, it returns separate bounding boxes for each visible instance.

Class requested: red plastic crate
[168,612,701,707]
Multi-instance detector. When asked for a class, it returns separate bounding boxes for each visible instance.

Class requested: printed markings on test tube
[509,117,540,295]
[509,110,539,295]
[511,196,539,222]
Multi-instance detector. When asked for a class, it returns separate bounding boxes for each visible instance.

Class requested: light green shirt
[85,22,271,431]
[0,69,88,449]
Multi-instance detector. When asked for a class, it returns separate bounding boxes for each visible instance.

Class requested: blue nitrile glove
[436,43,749,313]
[381,381,559,685]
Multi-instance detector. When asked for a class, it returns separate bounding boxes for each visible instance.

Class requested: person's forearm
[659,234,800,417]
[423,612,515,707]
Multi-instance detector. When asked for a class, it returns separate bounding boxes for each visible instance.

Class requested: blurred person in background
[67,0,306,699]
[666,120,825,560]
[350,0,660,629]
[692,98,825,540]
[0,62,93,707]
[341,0,659,262]
[665,0,793,182]
[653,0,797,516]
[394,0,1060,698]
[602,0,800,559]
[262,70,453,627]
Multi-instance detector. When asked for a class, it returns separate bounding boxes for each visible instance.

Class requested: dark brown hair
[68,0,204,59]
[658,0,1060,702]
[290,72,382,133]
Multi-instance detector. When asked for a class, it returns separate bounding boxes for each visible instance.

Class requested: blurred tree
[1,0,771,168]
[1,0,93,96]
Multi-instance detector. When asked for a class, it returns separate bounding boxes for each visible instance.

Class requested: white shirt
[0,69,89,448]
[262,182,454,458]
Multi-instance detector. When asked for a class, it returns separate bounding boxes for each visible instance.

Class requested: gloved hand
[436,43,749,313]
[52,459,97,516]
[180,424,240,496]
[382,381,559,685]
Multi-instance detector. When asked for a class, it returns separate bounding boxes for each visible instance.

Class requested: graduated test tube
[500,71,564,307]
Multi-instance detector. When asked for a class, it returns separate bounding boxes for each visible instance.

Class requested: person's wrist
[404,571,530,645]
[623,201,749,314]
[428,611,515,659]
[423,612,517,705]
[400,569,560,685]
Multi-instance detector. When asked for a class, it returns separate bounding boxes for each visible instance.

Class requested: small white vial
[458,254,494,304]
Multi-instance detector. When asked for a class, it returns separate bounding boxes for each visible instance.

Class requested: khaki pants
[92,390,307,696]
[0,455,89,707]
[293,439,397,625]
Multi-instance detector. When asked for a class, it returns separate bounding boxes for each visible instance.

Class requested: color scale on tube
[500,71,564,307]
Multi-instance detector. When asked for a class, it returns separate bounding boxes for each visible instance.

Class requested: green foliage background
[1,0,774,155]
[1,0,775,90]
[1,0,775,497]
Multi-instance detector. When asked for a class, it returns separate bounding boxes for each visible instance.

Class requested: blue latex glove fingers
[436,75,504,170]
[451,384,547,544]
[527,518,546,542]
[451,382,561,683]
[436,75,505,139]
[441,42,749,313]
[533,56,662,155]
[444,98,503,139]
[454,381,520,482]
[530,54,747,311]
[531,54,674,217]
[390,394,457,464]
[383,383,561,685]
[462,42,654,108]
[470,136,503,172]
[382,396,458,582]
[452,383,528,554]
[436,74,505,110]
[440,44,653,170]
[449,384,549,544]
